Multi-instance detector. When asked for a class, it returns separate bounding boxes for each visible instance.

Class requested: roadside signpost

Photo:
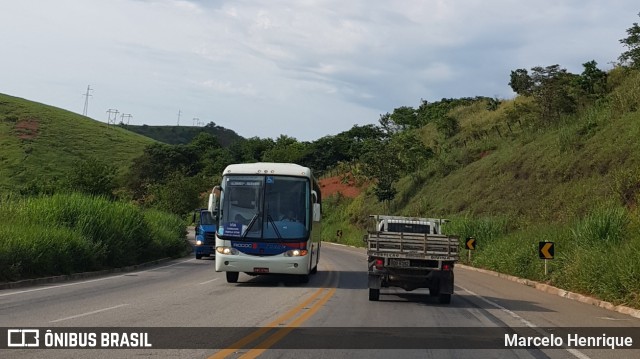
[538,241,555,275]
[466,237,476,261]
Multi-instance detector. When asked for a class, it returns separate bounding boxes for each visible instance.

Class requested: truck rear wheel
[438,293,451,304]
[368,288,380,301]
[226,271,239,283]
[195,253,202,259]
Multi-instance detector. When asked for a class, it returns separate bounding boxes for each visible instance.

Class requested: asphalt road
[1,239,639,359]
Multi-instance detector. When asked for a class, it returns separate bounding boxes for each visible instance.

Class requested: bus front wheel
[226,271,239,283]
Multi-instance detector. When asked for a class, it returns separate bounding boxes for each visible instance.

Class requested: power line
[82,85,93,116]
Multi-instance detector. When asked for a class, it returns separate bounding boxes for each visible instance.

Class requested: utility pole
[177,110,181,126]
[82,85,93,116]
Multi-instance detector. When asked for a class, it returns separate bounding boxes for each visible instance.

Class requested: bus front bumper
[215,253,309,275]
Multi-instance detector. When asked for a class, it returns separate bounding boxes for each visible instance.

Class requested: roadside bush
[143,209,189,259]
[445,215,512,249]
[570,205,628,245]
[0,224,102,281]
[0,192,187,281]
[17,193,151,267]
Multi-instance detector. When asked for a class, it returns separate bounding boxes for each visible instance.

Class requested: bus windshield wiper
[242,213,260,238]
[266,214,282,239]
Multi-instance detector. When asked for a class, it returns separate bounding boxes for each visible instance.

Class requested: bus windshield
[218,175,310,241]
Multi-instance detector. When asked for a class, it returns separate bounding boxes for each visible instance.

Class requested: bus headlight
[285,249,308,257]
[196,240,203,246]
[216,246,239,255]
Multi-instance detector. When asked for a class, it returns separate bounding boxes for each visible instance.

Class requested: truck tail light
[375,259,384,269]
[442,263,451,271]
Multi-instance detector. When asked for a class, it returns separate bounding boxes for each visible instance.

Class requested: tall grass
[454,205,640,308]
[0,193,187,281]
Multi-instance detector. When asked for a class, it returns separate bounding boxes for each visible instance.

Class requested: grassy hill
[120,123,243,147]
[321,67,640,307]
[322,68,640,225]
[405,68,640,223]
[0,93,155,193]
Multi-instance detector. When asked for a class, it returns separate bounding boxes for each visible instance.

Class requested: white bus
[208,162,322,284]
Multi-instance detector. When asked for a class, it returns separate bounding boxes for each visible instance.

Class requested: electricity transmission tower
[121,113,133,125]
[82,85,93,116]
[106,109,119,126]
[177,110,181,126]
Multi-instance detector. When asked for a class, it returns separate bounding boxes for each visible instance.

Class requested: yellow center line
[208,287,325,359]
[208,262,337,359]
[238,287,337,359]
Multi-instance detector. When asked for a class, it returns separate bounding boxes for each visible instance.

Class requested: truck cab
[193,209,217,260]
[378,218,443,235]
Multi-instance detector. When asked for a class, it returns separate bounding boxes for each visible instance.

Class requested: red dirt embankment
[14,119,39,140]
[318,174,363,198]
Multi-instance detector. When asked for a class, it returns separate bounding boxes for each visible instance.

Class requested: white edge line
[0,258,195,298]
[458,264,640,319]
[459,285,591,359]
[49,304,129,323]
[199,278,219,285]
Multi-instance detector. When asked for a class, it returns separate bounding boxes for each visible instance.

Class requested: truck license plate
[254,267,269,273]
[390,259,410,267]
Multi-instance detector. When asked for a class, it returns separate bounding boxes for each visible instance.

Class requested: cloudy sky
[1,1,638,141]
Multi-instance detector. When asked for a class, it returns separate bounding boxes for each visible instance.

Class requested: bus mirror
[313,203,321,222]
[208,194,214,213]
[208,185,221,213]
[311,190,318,203]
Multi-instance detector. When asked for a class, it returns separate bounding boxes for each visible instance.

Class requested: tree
[148,172,203,216]
[302,135,351,174]
[390,106,419,130]
[486,97,501,111]
[359,140,403,208]
[125,143,200,200]
[579,60,607,97]
[529,65,577,122]
[390,131,434,173]
[189,132,221,152]
[435,116,460,138]
[229,137,274,162]
[619,13,640,68]
[342,124,386,160]
[509,69,533,95]
[261,135,309,164]
[378,113,402,137]
[66,157,117,198]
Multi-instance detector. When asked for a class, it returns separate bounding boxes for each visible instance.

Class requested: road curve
[0,242,638,359]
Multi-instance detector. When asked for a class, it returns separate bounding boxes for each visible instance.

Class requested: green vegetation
[315,66,640,308]
[0,93,154,193]
[0,193,187,281]
[318,16,640,308]
[2,13,640,310]
[121,121,242,147]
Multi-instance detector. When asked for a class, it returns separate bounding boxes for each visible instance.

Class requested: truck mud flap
[368,273,382,289]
